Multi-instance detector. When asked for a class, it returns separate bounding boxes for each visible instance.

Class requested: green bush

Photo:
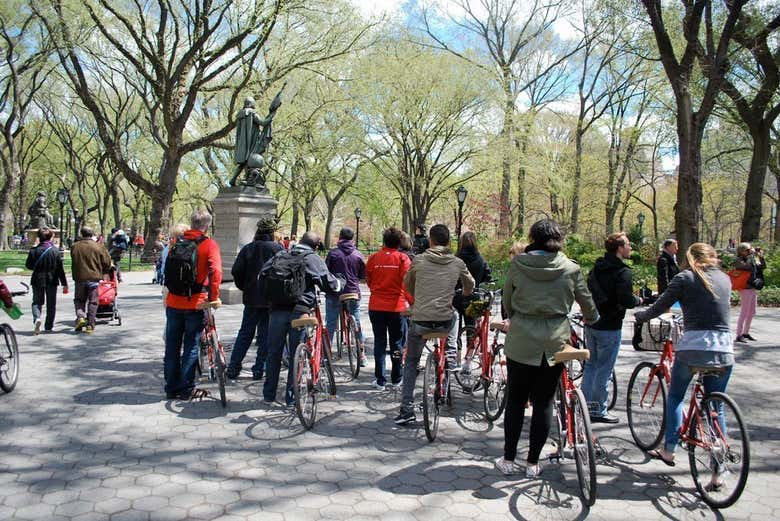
[763,248,780,287]
[564,234,602,269]
[731,286,780,307]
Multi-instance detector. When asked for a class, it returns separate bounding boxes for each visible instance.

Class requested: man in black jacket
[583,232,643,423]
[260,231,342,406]
[656,239,680,294]
[226,217,283,380]
[25,227,68,334]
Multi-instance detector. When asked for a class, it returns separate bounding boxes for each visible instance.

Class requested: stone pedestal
[25,228,64,247]
[212,186,277,305]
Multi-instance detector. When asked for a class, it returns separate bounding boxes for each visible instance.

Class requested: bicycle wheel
[422,352,441,442]
[0,324,19,393]
[455,337,483,394]
[211,332,227,407]
[551,379,567,454]
[320,334,337,397]
[483,346,507,422]
[607,371,618,411]
[688,392,750,509]
[345,316,360,380]
[293,343,316,429]
[627,361,667,451]
[571,388,597,506]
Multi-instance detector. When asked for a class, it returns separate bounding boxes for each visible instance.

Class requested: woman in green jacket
[495,219,599,477]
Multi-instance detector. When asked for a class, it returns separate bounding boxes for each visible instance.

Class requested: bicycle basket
[635,316,682,352]
[465,299,489,318]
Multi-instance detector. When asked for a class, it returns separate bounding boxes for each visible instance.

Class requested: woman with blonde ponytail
[635,243,734,482]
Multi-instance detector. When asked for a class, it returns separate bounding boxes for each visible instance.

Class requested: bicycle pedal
[547,453,562,464]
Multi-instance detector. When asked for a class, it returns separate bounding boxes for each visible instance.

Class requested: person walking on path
[226,217,283,380]
[163,210,222,400]
[734,242,765,343]
[366,227,412,391]
[635,243,733,478]
[395,224,474,425]
[70,227,112,333]
[325,227,367,366]
[495,219,598,477]
[412,224,429,255]
[25,227,69,334]
[582,232,644,424]
[656,239,680,295]
[260,231,342,406]
[108,228,129,282]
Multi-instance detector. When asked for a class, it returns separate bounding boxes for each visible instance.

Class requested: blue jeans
[263,309,305,404]
[164,307,204,396]
[665,350,733,453]
[325,294,363,345]
[369,310,403,385]
[582,327,622,417]
[400,315,458,413]
[228,307,270,376]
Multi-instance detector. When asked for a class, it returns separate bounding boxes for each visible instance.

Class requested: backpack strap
[32,246,55,271]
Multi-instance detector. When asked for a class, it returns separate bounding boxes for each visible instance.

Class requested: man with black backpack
[583,232,643,423]
[226,217,283,380]
[259,231,342,406]
[163,210,222,400]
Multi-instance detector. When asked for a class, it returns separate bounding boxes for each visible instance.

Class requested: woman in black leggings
[497,219,598,477]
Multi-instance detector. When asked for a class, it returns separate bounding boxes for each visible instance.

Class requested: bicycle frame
[302,304,329,386]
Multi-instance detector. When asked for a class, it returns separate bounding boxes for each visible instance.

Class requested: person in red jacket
[365,227,412,390]
[163,210,222,400]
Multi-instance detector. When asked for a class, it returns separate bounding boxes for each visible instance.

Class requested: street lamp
[455,185,468,240]
[56,188,69,247]
[637,212,645,244]
[354,207,362,248]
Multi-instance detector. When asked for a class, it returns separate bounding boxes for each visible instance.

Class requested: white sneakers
[494,457,543,478]
[33,319,42,335]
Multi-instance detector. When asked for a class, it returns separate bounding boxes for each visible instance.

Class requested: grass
[0,248,155,276]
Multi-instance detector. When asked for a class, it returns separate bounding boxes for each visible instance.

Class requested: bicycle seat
[689,365,728,377]
[339,293,359,302]
[291,317,318,329]
[553,344,590,363]
[422,332,449,340]
[489,321,505,331]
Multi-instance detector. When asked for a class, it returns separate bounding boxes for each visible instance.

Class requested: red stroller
[96,268,122,326]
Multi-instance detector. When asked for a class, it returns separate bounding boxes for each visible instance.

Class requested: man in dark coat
[656,239,680,294]
[25,227,68,334]
[226,217,283,380]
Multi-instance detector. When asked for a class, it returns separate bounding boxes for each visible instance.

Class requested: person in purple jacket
[325,227,366,366]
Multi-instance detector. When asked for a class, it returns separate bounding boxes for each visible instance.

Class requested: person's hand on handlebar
[500,318,510,332]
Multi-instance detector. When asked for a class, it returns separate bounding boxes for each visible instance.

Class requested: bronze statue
[25,191,55,229]
[230,83,287,189]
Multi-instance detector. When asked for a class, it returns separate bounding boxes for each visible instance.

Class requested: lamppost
[637,212,645,244]
[56,188,69,248]
[455,185,468,240]
[354,207,362,249]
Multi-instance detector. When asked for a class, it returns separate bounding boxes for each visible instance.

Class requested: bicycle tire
[551,379,567,454]
[345,316,360,380]
[483,346,507,422]
[211,331,227,407]
[320,332,337,397]
[571,388,597,506]
[422,352,440,442]
[293,343,316,430]
[455,338,483,394]
[0,324,19,393]
[688,392,750,509]
[607,371,618,411]
[627,361,667,451]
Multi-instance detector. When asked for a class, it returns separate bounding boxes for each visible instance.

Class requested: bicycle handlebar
[9,282,29,297]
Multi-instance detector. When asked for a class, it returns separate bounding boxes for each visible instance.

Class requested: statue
[25,191,55,230]
[229,83,287,190]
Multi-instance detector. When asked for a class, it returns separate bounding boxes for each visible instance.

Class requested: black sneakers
[394,410,416,425]
[590,414,619,424]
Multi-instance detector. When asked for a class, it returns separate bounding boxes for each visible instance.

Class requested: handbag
[727,269,750,291]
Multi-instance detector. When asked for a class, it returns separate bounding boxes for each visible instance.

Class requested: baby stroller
[96,268,122,326]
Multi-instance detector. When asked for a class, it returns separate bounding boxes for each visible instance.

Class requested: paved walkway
[1,272,778,520]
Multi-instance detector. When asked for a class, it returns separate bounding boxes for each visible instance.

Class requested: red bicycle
[196,300,227,407]
[482,321,507,422]
[333,293,362,380]
[422,331,452,442]
[455,288,497,394]
[291,296,336,429]
[627,315,749,508]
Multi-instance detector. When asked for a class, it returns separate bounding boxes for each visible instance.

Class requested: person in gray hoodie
[395,224,475,425]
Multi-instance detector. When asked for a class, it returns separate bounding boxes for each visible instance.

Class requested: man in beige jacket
[71,227,112,333]
[395,224,474,425]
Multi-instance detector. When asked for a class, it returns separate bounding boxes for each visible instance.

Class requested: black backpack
[164,235,207,297]
[263,250,310,306]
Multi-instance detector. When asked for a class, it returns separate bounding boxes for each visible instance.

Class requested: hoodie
[403,245,474,322]
[503,251,598,366]
[588,252,641,330]
[325,239,366,295]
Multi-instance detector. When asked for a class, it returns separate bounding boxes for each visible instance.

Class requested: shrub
[731,286,780,307]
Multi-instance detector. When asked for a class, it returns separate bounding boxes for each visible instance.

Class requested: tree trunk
[0,150,20,250]
[570,121,584,233]
[514,117,533,236]
[674,98,703,255]
[498,76,513,238]
[740,125,770,242]
[323,204,335,250]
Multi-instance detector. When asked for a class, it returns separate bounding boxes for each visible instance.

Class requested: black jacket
[656,250,680,294]
[26,242,67,288]
[231,235,283,307]
[457,247,492,287]
[588,252,641,330]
